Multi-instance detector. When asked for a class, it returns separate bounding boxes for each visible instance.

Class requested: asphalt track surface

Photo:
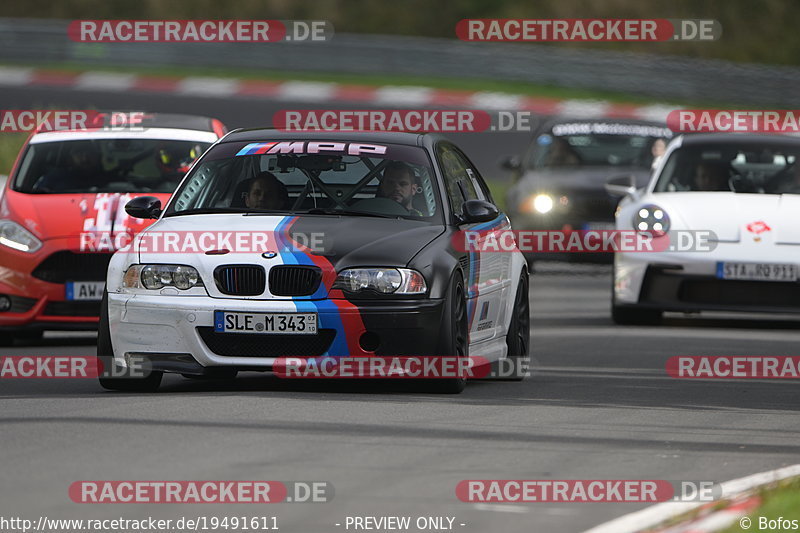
[2,86,800,532]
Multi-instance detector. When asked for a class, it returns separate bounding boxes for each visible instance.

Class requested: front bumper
[109,292,446,371]
[614,249,800,313]
[0,242,110,330]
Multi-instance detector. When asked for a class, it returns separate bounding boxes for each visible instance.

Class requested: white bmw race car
[98,130,528,393]
[610,133,800,324]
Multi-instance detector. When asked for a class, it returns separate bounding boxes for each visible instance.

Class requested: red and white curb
[584,464,800,533]
[0,65,675,122]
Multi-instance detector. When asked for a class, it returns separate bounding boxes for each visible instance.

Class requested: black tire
[611,262,662,325]
[97,291,163,392]
[424,271,468,394]
[494,271,530,381]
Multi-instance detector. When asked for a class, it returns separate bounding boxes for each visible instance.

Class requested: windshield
[654,142,800,194]
[531,123,671,169]
[13,139,210,194]
[165,140,442,222]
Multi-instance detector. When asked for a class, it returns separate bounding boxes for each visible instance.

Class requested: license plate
[717,262,798,282]
[581,222,616,231]
[66,281,105,301]
[214,311,318,334]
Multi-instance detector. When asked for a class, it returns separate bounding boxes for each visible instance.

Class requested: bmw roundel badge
[262,251,278,259]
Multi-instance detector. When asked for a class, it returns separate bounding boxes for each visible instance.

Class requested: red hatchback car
[0,113,227,344]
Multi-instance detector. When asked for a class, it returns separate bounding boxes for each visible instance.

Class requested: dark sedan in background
[502,118,672,261]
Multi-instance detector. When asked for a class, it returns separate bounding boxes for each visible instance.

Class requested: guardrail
[0,18,798,106]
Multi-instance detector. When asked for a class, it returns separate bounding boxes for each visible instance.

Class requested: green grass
[722,477,800,532]
[485,179,511,212]
[0,133,28,177]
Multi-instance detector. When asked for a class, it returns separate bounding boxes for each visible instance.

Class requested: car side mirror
[460,199,499,224]
[499,155,521,171]
[605,174,640,201]
[125,196,162,219]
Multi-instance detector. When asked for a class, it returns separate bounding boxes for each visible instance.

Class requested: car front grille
[269,266,322,296]
[32,252,113,283]
[196,327,335,357]
[214,265,266,296]
[43,301,102,317]
[679,279,800,308]
[567,192,617,222]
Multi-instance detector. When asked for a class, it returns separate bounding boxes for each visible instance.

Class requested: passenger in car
[34,143,112,192]
[692,162,730,191]
[245,171,289,210]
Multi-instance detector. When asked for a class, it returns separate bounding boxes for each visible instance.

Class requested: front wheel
[97,291,163,392]
[611,263,662,325]
[424,271,468,394]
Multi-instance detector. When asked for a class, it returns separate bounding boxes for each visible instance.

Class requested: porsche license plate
[214,311,318,334]
[717,262,797,282]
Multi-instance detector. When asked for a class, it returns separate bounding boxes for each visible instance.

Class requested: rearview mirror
[499,155,520,171]
[125,196,162,219]
[604,174,640,201]
[460,199,499,224]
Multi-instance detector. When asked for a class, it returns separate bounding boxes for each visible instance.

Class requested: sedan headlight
[123,265,204,290]
[533,194,554,214]
[633,205,670,234]
[0,220,42,253]
[333,268,427,295]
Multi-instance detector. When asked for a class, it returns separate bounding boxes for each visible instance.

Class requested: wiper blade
[243,209,293,216]
[165,208,253,216]
[304,208,397,218]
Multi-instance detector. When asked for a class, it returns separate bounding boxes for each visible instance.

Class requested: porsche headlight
[123,265,204,290]
[333,268,427,295]
[0,220,42,253]
[633,205,670,234]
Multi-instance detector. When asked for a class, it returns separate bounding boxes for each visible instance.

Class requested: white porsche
[609,133,800,324]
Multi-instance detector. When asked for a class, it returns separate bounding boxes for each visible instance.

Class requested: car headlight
[633,205,670,234]
[0,220,42,253]
[123,265,204,290]
[333,268,427,295]
[532,194,554,214]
